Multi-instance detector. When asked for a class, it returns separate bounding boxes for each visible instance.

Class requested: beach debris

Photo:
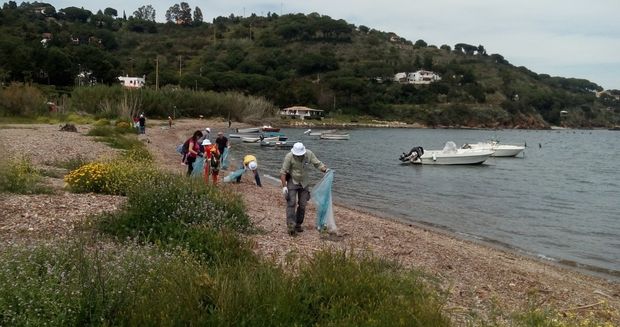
[59,123,77,132]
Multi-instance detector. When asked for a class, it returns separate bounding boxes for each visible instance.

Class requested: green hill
[1,2,619,128]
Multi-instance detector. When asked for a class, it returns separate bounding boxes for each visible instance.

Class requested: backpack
[176,138,191,155]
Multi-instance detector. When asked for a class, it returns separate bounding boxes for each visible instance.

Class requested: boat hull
[236,127,260,133]
[464,142,524,157]
[416,149,493,165]
[320,133,350,140]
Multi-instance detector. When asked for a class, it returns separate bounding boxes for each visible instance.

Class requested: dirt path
[1,121,618,324]
[144,119,620,324]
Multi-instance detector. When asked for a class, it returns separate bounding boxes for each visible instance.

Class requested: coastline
[2,119,618,324]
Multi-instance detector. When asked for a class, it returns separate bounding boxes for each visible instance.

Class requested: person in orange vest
[201,139,220,184]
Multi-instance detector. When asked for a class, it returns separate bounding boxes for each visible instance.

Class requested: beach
[1,119,618,324]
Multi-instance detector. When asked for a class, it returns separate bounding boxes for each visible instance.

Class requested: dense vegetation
[1,1,619,127]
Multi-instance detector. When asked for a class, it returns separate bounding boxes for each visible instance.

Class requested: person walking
[280,142,328,236]
[185,130,203,176]
[236,154,262,187]
[215,131,229,155]
[138,114,146,134]
[168,116,173,129]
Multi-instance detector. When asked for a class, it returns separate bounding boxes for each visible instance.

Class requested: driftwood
[59,123,77,132]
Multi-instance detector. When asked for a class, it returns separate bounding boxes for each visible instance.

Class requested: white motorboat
[320,133,350,140]
[260,140,293,149]
[236,127,260,133]
[308,129,337,136]
[462,141,524,157]
[241,136,279,143]
[399,142,493,165]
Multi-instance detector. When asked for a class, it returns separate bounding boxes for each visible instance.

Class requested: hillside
[1,2,619,128]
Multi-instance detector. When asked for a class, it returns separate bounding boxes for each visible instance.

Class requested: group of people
[182,128,329,236]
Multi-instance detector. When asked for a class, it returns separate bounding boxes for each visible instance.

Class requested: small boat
[320,133,350,140]
[462,141,525,157]
[263,132,288,141]
[242,136,279,143]
[308,129,337,136]
[236,127,260,133]
[229,133,260,139]
[399,142,493,165]
[261,125,280,132]
[260,140,294,149]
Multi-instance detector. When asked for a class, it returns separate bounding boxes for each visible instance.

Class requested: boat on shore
[261,125,280,132]
[399,142,493,165]
[462,141,525,157]
[320,133,350,140]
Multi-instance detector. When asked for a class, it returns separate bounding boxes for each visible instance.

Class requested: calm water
[231,128,620,278]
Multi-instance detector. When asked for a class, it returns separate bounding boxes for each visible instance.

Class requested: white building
[118,75,146,88]
[393,70,441,84]
[407,70,441,84]
[280,106,324,120]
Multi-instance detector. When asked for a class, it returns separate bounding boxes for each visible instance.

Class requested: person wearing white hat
[235,154,262,187]
[279,142,328,235]
[197,127,211,146]
[201,139,221,184]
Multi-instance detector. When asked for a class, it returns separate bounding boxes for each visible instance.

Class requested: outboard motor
[399,146,424,163]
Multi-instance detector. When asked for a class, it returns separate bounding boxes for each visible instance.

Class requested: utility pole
[178,55,182,77]
[155,56,159,91]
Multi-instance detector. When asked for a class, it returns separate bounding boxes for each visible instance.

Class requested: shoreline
[2,120,619,324]
[263,170,619,282]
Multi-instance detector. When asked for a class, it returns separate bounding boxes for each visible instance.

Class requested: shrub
[204,250,450,326]
[64,159,157,196]
[0,83,46,116]
[0,241,207,326]
[0,157,52,194]
[98,173,253,262]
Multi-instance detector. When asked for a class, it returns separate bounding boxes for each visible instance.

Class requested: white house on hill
[118,75,146,88]
[280,106,324,120]
[393,70,441,84]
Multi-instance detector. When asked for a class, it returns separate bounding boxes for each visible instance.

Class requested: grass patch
[0,157,53,194]
[97,173,253,263]
[47,155,89,171]
[0,240,207,326]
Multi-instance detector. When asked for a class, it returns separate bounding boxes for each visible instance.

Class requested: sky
[48,0,620,90]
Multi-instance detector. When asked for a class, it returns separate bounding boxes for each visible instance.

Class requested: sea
[230,127,620,279]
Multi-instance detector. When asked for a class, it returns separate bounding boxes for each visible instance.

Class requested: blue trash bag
[223,168,245,183]
[191,157,205,177]
[221,147,230,169]
[311,170,337,233]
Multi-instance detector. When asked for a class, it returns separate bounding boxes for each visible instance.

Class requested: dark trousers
[286,181,310,227]
[186,156,196,176]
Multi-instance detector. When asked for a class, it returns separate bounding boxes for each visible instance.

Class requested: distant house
[280,106,324,120]
[407,70,441,84]
[393,70,441,84]
[40,33,53,48]
[393,72,407,83]
[560,110,569,116]
[118,75,146,88]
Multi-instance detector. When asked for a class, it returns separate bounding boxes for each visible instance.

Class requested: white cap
[205,127,211,133]
[291,142,306,156]
[202,139,211,145]
[248,161,257,170]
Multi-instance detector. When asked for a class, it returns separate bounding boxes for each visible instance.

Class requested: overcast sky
[49,0,620,90]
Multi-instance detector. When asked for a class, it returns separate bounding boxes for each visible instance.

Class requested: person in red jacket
[202,139,221,184]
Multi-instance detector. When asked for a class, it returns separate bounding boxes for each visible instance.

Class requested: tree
[165,4,180,23]
[193,6,203,25]
[179,2,192,25]
[59,6,92,22]
[414,39,427,48]
[103,7,117,17]
[134,5,156,21]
